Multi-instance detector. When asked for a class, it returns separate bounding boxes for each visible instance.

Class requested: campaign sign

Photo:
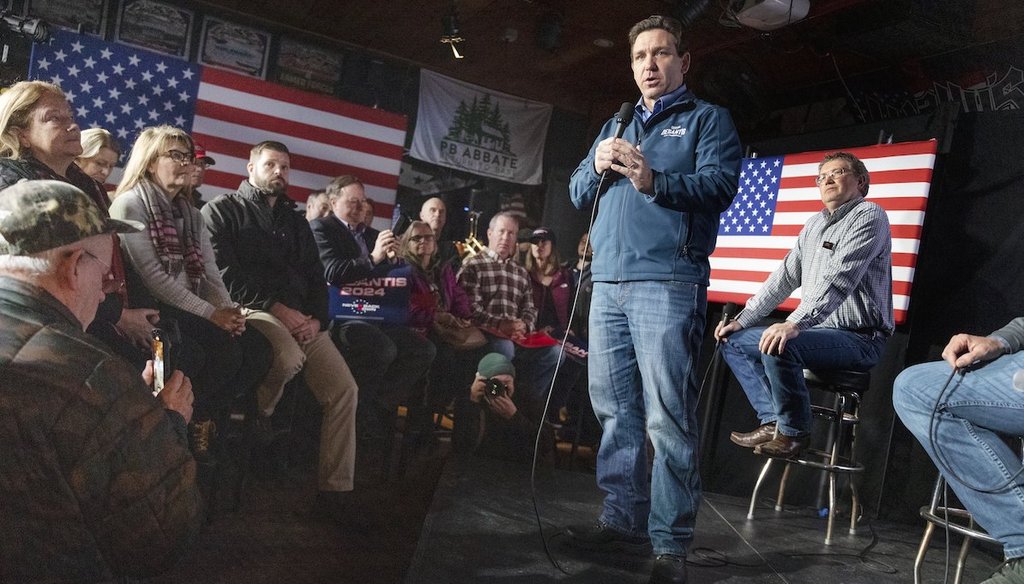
[328,265,411,324]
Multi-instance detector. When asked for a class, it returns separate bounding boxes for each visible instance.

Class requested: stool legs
[847,403,861,536]
[747,458,775,520]
[913,473,1001,584]
[746,388,862,545]
[776,463,793,511]
[913,520,938,584]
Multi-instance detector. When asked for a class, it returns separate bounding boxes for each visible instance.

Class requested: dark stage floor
[408,456,1002,584]
[149,436,1002,584]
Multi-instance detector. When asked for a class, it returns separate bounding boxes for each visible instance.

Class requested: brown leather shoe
[729,423,776,448]
[754,434,809,458]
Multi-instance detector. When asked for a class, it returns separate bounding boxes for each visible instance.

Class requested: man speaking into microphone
[566,15,741,584]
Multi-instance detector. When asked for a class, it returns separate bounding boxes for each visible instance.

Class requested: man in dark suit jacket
[311,175,436,444]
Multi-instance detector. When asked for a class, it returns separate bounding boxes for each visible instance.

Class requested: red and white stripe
[709,139,938,324]
[191,68,408,228]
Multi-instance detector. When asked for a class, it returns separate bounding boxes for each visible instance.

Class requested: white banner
[410,70,553,185]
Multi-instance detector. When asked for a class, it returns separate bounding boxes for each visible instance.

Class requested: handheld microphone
[720,302,738,327]
[716,302,739,344]
[613,101,634,140]
[599,102,635,181]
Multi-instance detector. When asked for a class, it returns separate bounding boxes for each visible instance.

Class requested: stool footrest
[811,405,859,424]
[764,448,864,474]
[919,506,1000,545]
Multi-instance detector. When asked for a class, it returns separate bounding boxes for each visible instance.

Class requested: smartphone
[392,212,411,237]
[151,328,169,396]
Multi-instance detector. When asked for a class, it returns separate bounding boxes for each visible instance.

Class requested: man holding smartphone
[0,180,200,581]
[310,175,435,453]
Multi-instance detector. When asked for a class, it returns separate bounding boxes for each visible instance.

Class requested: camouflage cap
[0,180,142,256]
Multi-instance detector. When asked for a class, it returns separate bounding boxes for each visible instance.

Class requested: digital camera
[483,377,507,398]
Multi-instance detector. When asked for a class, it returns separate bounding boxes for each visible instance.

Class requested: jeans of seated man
[588,280,705,558]
[331,320,436,439]
[894,351,1024,561]
[719,326,886,437]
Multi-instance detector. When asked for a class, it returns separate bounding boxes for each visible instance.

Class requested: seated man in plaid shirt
[457,211,561,412]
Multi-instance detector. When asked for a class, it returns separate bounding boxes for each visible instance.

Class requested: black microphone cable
[526,102,635,575]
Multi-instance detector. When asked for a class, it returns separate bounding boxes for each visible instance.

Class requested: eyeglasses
[162,150,195,166]
[815,167,853,185]
[410,234,436,243]
[81,249,125,294]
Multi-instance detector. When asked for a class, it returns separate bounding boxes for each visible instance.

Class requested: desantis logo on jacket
[661,126,687,138]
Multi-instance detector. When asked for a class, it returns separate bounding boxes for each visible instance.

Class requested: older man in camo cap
[0,180,202,582]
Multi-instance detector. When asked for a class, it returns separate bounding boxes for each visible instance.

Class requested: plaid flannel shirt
[457,248,537,331]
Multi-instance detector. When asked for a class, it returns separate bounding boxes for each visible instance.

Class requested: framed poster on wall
[27,0,108,36]
[274,37,343,95]
[115,0,193,58]
[198,15,270,79]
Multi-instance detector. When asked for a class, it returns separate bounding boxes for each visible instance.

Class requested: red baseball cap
[194,143,216,166]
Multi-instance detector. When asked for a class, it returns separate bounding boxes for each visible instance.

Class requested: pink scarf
[137,179,205,293]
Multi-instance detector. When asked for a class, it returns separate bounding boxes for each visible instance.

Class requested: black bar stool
[746,368,870,545]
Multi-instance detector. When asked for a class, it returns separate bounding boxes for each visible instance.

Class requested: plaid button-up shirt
[457,248,537,331]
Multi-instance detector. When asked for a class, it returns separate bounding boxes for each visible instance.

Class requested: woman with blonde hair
[401,220,481,438]
[77,127,121,184]
[110,125,271,459]
[0,80,161,370]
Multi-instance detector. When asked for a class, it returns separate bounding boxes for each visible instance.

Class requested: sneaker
[188,419,217,464]
[982,558,1024,584]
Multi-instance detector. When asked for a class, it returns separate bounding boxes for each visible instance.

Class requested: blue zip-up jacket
[569,91,742,285]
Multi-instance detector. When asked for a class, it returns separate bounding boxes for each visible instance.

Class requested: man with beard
[201,141,359,518]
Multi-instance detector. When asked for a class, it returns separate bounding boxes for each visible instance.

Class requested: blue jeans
[893,351,1024,560]
[720,326,885,437]
[589,281,706,557]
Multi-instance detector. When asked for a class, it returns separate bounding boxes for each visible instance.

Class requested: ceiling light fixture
[673,0,713,28]
[440,10,465,59]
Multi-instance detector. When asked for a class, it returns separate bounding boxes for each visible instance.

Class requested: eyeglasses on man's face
[814,167,854,185]
[80,249,124,294]
[162,149,195,166]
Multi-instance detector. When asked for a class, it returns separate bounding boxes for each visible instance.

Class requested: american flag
[709,139,938,324]
[29,30,407,224]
